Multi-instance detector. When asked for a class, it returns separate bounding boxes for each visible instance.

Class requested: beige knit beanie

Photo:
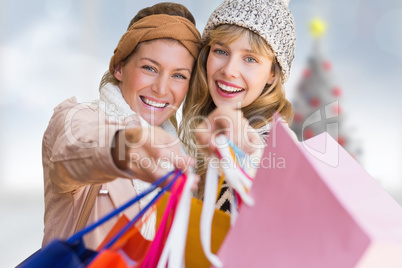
[202,0,296,82]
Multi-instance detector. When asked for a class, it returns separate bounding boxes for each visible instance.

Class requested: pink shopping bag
[218,117,402,268]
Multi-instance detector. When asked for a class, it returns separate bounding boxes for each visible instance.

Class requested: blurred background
[1,0,401,266]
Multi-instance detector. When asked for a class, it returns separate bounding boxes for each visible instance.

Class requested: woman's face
[206,33,275,109]
[114,39,194,126]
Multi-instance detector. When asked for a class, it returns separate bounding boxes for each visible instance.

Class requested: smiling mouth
[140,96,169,108]
[217,81,244,94]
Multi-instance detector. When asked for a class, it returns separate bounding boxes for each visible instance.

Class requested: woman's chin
[140,114,170,127]
[213,99,243,110]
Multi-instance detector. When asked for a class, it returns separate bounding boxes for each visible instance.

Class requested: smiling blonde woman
[180,0,296,213]
[42,2,200,250]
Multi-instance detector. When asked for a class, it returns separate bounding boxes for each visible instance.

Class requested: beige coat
[42,97,144,250]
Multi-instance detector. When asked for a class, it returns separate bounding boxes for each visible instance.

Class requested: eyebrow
[215,41,256,54]
[140,57,192,74]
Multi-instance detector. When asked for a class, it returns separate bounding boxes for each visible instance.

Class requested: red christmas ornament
[304,129,314,140]
[310,98,320,108]
[303,69,311,78]
[332,105,342,115]
[332,87,342,97]
[294,113,303,123]
[338,136,346,146]
[323,61,332,70]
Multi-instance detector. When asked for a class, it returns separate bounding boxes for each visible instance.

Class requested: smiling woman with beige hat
[180,0,297,213]
[41,2,201,250]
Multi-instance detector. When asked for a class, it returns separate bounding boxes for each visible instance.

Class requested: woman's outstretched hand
[112,127,195,184]
[195,107,262,156]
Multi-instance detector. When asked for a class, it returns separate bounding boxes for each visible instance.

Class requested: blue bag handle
[67,169,177,244]
[16,170,181,268]
[101,170,183,250]
[227,138,257,169]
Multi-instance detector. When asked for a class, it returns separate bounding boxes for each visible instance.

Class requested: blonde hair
[179,24,294,198]
[99,2,198,129]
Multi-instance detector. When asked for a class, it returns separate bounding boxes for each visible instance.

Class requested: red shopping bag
[88,171,187,268]
[218,117,402,267]
[92,214,152,266]
[87,204,167,268]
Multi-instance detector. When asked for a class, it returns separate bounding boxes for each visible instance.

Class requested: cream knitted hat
[202,0,296,83]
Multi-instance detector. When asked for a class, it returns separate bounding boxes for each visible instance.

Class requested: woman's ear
[267,72,275,85]
[114,63,123,81]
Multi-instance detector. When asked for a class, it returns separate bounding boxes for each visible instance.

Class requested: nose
[152,74,169,96]
[221,57,240,78]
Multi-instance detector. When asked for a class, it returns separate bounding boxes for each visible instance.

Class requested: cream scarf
[98,82,178,240]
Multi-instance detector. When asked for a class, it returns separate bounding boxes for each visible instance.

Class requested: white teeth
[142,97,168,108]
[217,82,243,93]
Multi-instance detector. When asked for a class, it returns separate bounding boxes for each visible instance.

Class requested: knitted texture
[110,14,201,74]
[202,0,296,82]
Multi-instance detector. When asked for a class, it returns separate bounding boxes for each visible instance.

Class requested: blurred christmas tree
[290,18,362,161]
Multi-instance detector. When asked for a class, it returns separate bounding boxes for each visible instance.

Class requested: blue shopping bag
[17,170,180,268]
[17,239,96,268]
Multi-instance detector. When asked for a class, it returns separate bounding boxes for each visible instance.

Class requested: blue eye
[245,57,257,63]
[142,65,157,73]
[172,73,187,79]
[214,49,228,56]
